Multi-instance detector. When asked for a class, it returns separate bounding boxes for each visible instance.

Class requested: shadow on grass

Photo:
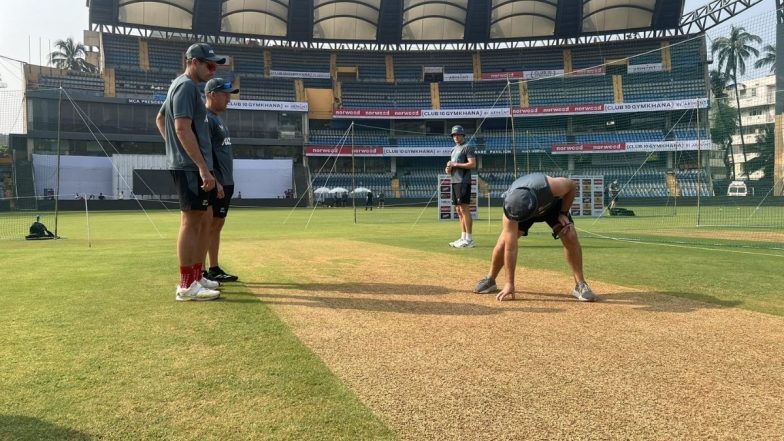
[0,415,91,440]
[566,291,742,313]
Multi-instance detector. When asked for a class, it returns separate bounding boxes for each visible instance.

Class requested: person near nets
[378,190,385,208]
[202,77,240,283]
[608,180,620,210]
[445,125,476,248]
[155,42,225,302]
[25,215,55,240]
[365,189,374,211]
[473,173,597,302]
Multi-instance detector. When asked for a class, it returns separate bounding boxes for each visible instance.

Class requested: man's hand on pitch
[216,182,225,199]
[496,284,515,301]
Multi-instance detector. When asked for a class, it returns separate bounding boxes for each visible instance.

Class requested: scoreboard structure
[438,174,479,220]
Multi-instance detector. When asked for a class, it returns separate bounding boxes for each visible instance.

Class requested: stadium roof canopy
[86,0,764,48]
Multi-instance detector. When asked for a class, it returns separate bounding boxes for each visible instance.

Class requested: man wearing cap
[473,173,597,302]
[155,42,226,301]
[445,125,477,248]
[202,77,240,283]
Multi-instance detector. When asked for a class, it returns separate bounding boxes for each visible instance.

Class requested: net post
[696,101,702,227]
[54,86,62,238]
[351,122,356,224]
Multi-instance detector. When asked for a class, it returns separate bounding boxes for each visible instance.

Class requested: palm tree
[711,26,762,177]
[709,69,729,98]
[753,44,776,73]
[48,37,97,73]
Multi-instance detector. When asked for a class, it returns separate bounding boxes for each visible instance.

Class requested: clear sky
[0,0,778,91]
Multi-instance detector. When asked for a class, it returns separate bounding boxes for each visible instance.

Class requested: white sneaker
[449,238,465,247]
[175,281,220,302]
[456,239,475,248]
[199,277,221,290]
[572,281,597,302]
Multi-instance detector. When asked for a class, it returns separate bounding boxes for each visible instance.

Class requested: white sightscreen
[112,154,292,199]
[33,154,113,199]
[233,159,293,198]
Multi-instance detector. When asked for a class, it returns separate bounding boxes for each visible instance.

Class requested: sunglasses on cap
[196,58,218,72]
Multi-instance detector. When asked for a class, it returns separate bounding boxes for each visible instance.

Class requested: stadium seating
[394,52,473,82]
[336,52,387,81]
[439,82,517,108]
[39,71,105,96]
[340,82,430,108]
[238,75,297,101]
[309,129,389,146]
[270,48,331,73]
[102,34,140,68]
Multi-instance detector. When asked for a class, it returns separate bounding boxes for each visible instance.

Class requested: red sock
[192,263,203,283]
[179,266,193,288]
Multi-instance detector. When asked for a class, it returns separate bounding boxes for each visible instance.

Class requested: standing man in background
[202,77,240,283]
[445,125,476,248]
[365,188,374,211]
[156,42,225,301]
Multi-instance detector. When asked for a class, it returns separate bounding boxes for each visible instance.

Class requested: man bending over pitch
[473,173,597,302]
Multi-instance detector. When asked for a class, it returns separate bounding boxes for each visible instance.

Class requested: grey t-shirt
[507,173,557,218]
[449,142,476,183]
[160,74,213,171]
[207,111,234,186]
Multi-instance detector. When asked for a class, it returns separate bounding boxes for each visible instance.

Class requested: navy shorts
[213,184,234,219]
[171,170,215,211]
[517,198,574,239]
[451,181,471,205]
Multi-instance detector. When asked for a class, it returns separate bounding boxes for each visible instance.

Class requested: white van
[727,181,748,197]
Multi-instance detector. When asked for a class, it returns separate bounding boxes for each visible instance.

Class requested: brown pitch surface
[238,239,784,440]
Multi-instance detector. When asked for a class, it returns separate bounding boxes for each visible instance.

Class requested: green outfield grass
[2,207,782,439]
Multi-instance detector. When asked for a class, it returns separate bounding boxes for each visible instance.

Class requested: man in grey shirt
[155,42,225,302]
[445,125,477,248]
[202,77,240,283]
[472,173,597,302]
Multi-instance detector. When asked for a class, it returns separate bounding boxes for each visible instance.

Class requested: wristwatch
[560,210,570,215]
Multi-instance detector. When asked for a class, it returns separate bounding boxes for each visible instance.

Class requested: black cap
[185,43,226,64]
[205,78,239,94]
[503,187,538,221]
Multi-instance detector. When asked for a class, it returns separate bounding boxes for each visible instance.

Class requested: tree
[753,44,776,74]
[47,38,97,73]
[709,69,738,181]
[709,69,729,98]
[711,26,762,176]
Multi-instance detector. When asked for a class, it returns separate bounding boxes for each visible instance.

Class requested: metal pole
[54,87,62,238]
[508,80,518,177]
[351,122,357,224]
[696,105,702,227]
[85,196,91,248]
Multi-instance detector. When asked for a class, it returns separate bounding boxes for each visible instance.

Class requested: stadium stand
[19,29,714,202]
[439,82,517,108]
[340,82,431,108]
[336,51,387,81]
[270,48,331,73]
[39,71,104,96]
